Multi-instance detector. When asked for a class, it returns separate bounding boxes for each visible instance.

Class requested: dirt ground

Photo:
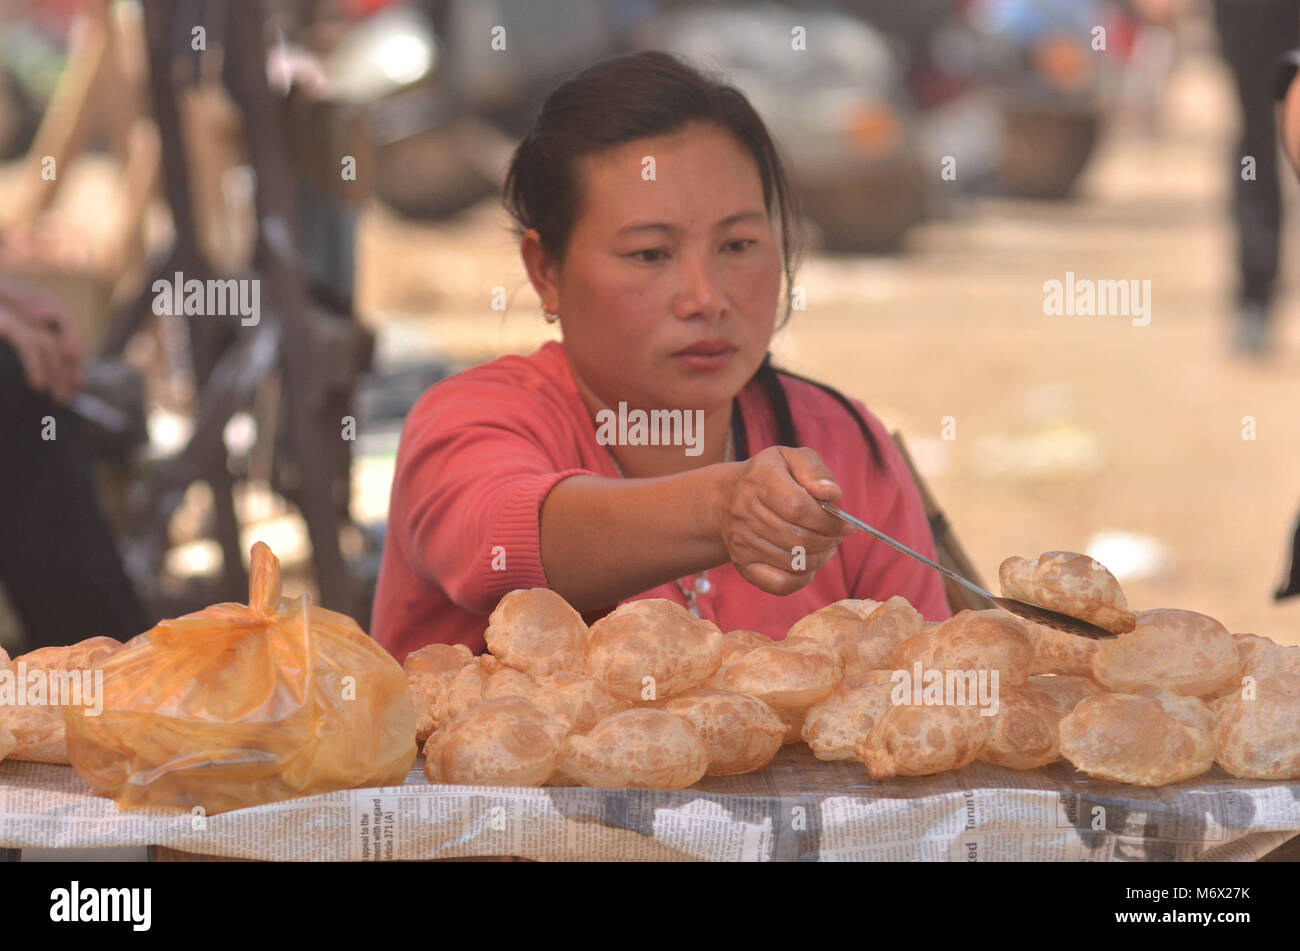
[355,48,1300,647]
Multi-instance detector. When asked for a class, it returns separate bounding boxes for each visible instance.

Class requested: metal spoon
[819,501,1117,640]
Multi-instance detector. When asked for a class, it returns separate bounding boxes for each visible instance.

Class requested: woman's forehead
[573,124,768,232]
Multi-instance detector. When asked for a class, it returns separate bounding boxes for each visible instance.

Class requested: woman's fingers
[735,559,833,597]
[780,445,839,499]
[767,447,854,536]
[716,446,857,594]
[738,495,843,555]
[724,526,838,575]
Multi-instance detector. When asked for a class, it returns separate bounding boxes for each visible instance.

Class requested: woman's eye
[626,249,668,263]
[724,239,756,253]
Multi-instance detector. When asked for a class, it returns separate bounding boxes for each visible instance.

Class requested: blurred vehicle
[839,0,1007,200]
[322,0,482,218]
[325,0,624,219]
[638,1,924,252]
[967,0,1131,199]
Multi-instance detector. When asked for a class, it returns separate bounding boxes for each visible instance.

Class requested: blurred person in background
[0,277,149,649]
[1211,0,1300,356]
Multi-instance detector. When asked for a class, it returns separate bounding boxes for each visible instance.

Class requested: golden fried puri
[784,603,864,663]
[890,622,946,670]
[1204,634,1300,701]
[422,696,570,786]
[929,610,1033,687]
[703,630,775,689]
[775,710,807,746]
[481,661,539,701]
[432,662,489,726]
[838,598,885,620]
[843,668,899,688]
[857,702,991,778]
[1131,685,1216,733]
[484,588,588,676]
[0,636,123,764]
[530,671,631,735]
[1233,634,1300,678]
[585,599,724,702]
[1212,673,1300,780]
[781,636,846,680]
[404,643,476,744]
[1091,609,1240,697]
[1020,619,1098,677]
[801,682,896,761]
[0,647,14,759]
[999,551,1136,634]
[661,689,785,775]
[977,687,1062,770]
[789,597,922,679]
[719,644,841,712]
[14,637,122,672]
[559,708,710,789]
[404,642,475,680]
[1023,674,1104,716]
[719,630,775,667]
[1058,693,1215,786]
[846,597,925,674]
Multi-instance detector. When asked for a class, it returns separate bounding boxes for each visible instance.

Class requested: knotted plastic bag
[65,542,415,814]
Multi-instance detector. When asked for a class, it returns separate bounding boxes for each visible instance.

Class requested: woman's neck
[568,367,736,479]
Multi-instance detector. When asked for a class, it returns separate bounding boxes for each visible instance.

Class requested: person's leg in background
[1212,0,1300,355]
[0,342,151,649]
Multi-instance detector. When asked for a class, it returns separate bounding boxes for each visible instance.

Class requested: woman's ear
[520,229,561,313]
[1277,56,1300,179]
[1282,84,1300,179]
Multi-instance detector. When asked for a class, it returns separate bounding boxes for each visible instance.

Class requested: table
[4,748,1299,861]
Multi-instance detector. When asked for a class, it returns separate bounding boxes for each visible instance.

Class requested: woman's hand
[711,446,856,595]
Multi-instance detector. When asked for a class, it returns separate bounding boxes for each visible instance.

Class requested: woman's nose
[675,251,725,319]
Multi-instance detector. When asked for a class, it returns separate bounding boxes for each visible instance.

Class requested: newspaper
[3,747,1298,861]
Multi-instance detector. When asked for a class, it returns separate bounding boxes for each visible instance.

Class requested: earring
[542,307,559,324]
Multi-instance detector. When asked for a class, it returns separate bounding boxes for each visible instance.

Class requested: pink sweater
[371,341,951,663]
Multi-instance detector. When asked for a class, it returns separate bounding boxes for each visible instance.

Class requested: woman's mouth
[672,340,738,372]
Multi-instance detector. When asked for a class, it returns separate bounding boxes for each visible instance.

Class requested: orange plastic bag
[65,542,415,814]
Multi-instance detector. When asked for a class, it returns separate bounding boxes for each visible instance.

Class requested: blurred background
[1,0,1298,656]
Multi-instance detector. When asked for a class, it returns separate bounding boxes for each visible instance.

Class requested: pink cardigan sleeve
[847,402,953,622]
[391,378,597,615]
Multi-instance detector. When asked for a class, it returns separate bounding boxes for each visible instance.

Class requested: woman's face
[526,121,783,414]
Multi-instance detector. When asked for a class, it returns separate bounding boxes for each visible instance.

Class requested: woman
[372,51,951,663]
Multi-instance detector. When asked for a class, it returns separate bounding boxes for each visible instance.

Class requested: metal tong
[819,501,1116,639]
